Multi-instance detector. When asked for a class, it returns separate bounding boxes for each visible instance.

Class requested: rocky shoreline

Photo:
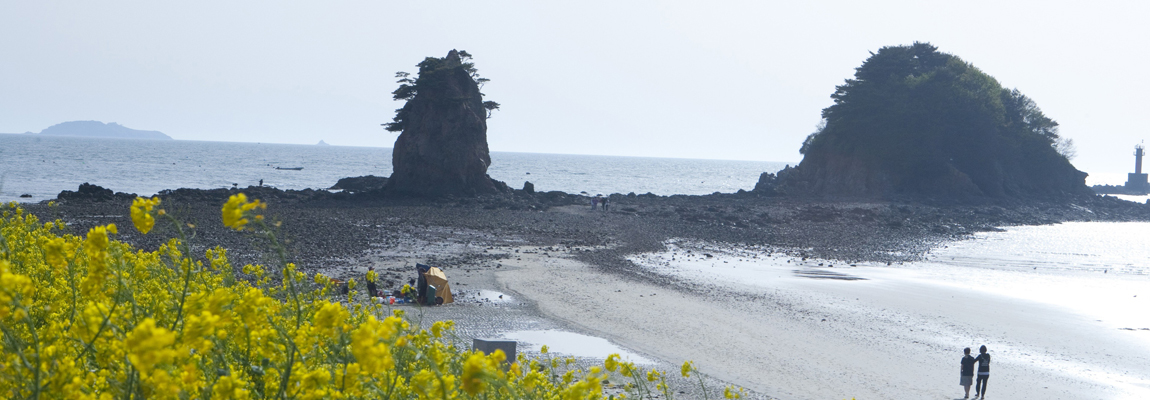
[24,182,1150,286]
[19,183,1150,399]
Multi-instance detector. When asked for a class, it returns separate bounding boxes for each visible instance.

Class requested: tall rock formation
[757,42,1091,201]
[385,50,506,196]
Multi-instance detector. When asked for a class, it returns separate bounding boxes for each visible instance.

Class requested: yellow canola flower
[724,386,745,399]
[430,320,454,338]
[681,360,693,377]
[0,260,34,318]
[646,369,660,382]
[605,353,620,372]
[84,224,113,252]
[81,224,116,296]
[41,236,73,270]
[130,196,161,234]
[461,352,489,395]
[350,316,396,375]
[410,369,455,400]
[182,311,222,352]
[221,193,265,230]
[460,349,506,395]
[213,371,251,400]
[124,318,178,377]
[313,301,348,333]
[620,361,635,378]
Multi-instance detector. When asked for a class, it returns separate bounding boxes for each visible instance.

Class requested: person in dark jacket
[365,266,378,298]
[973,345,991,398]
[960,347,976,398]
[415,264,431,305]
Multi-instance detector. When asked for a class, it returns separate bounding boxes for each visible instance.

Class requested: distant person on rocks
[960,347,976,398]
[591,197,599,210]
[259,179,263,187]
[973,345,991,398]
[365,266,378,298]
[602,197,609,211]
[415,264,431,305]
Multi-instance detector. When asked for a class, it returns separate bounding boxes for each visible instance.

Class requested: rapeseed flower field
[0,195,747,400]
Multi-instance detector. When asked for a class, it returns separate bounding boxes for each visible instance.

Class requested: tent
[423,266,454,304]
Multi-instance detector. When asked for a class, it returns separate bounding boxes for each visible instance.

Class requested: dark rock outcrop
[1092,184,1147,196]
[330,175,389,193]
[57,183,134,202]
[522,181,535,194]
[386,50,507,196]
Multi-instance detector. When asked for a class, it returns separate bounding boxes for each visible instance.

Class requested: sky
[2,1,1147,183]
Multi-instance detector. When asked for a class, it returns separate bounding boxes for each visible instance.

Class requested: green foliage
[482,101,501,118]
[800,42,1079,196]
[384,51,498,132]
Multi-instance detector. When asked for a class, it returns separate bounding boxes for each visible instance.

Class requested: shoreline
[18,185,1150,399]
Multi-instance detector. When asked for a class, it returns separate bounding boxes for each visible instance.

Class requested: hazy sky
[2,1,1147,182]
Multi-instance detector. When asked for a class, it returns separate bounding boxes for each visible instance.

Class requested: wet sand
[498,243,1150,400]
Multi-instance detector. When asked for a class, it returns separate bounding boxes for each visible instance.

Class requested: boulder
[522,181,535,194]
[386,50,507,196]
[57,183,130,202]
[330,175,389,193]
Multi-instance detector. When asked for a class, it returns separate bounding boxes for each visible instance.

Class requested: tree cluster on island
[760,42,1091,200]
[384,50,500,133]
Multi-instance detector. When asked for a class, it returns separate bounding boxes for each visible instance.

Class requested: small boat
[275,167,304,171]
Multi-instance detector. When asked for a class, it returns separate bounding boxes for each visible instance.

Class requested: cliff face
[758,43,1091,201]
[386,50,506,196]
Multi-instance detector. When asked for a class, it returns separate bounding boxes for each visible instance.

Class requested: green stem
[73,296,120,364]
[696,370,710,400]
[17,301,43,400]
[163,213,194,332]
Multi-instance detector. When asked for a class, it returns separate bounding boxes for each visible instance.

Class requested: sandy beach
[490,238,1150,400]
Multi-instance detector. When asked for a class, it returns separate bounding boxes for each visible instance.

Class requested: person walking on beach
[602,197,609,212]
[973,345,991,398]
[590,197,598,210]
[960,347,976,398]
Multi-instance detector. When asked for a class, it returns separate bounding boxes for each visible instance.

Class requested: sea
[0,134,789,204]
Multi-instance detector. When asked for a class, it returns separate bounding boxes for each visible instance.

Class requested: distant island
[27,121,172,140]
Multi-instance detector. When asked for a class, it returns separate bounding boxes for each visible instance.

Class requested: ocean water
[0,134,790,203]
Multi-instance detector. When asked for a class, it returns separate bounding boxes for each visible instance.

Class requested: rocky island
[756,43,1090,202]
[28,120,172,140]
[383,50,508,196]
